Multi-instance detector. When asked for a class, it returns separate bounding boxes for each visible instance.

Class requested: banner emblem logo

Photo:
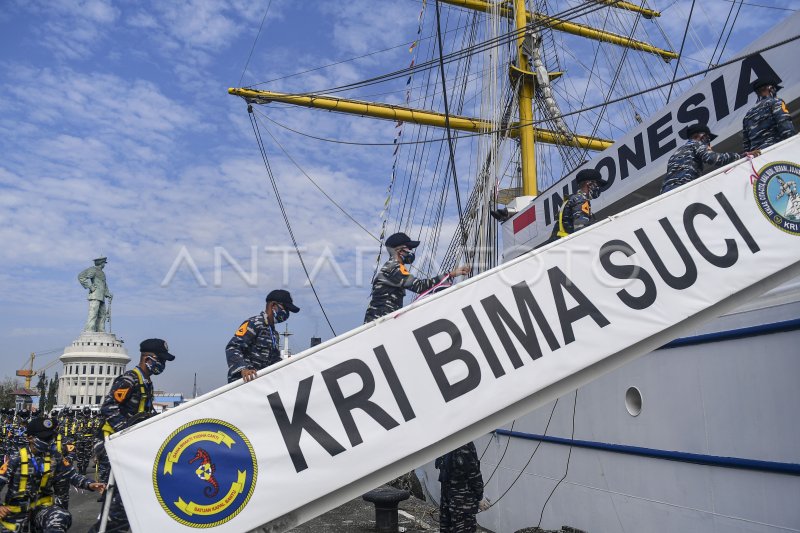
[753,161,800,236]
[153,419,258,528]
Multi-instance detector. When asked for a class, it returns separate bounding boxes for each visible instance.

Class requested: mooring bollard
[362,485,411,532]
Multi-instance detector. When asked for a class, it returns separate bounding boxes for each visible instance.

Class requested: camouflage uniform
[76,415,95,475]
[742,95,796,151]
[557,190,595,236]
[52,433,78,509]
[0,443,94,532]
[1,417,20,458]
[91,366,154,533]
[436,442,484,533]
[661,139,741,194]
[225,312,281,383]
[364,259,446,323]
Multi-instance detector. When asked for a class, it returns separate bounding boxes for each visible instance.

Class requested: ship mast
[231,1,675,199]
[512,0,537,196]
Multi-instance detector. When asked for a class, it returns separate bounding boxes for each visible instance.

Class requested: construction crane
[16,350,62,389]
[15,352,36,389]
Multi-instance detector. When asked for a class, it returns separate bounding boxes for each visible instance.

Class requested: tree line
[0,372,59,412]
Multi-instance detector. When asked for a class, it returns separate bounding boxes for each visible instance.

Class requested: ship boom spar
[227,87,613,153]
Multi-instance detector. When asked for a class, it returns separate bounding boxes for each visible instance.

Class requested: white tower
[57,331,130,407]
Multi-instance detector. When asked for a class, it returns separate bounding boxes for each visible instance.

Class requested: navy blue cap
[686,124,717,141]
[27,417,57,440]
[385,232,420,249]
[140,338,175,361]
[266,289,300,313]
[575,168,604,184]
[751,77,783,92]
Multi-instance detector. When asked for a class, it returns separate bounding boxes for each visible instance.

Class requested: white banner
[107,138,800,532]
[504,12,800,258]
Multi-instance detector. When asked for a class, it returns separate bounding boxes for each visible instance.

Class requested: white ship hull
[419,281,800,532]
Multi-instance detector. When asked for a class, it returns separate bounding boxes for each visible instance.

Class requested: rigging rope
[715,0,745,66]
[582,1,644,162]
[665,0,695,103]
[707,0,738,71]
[536,390,578,529]
[251,110,380,242]
[483,398,561,512]
[251,31,800,151]
[372,0,432,291]
[407,7,478,280]
[247,106,337,336]
[723,0,796,11]
[245,22,475,89]
[247,1,630,99]
[238,0,274,87]
[434,0,468,253]
[482,420,514,485]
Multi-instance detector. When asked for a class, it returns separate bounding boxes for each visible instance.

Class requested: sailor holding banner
[555,168,605,238]
[89,339,175,533]
[743,77,796,152]
[660,124,760,194]
[364,232,470,323]
[225,289,300,383]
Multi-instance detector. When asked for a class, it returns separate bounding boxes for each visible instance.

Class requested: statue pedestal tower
[57,331,129,408]
[57,256,129,408]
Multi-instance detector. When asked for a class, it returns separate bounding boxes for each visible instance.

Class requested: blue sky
[1,0,796,397]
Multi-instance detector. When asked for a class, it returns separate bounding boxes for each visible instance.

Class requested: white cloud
[25,0,120,60]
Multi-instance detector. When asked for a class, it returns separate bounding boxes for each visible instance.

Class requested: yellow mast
[231,1,672,199]
[592,0,661,19]
[229,87,613,151]
[512,0,537,196]
[439,0,675,61]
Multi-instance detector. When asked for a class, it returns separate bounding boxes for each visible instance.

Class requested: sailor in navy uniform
[743,77,796,152]
[226,289,299,383]
[89,339,175,533]
[436,441,489,532]
[661,124,759,194]
[364,232,469,323]
[0,417,104,533]
[555,168,605,237]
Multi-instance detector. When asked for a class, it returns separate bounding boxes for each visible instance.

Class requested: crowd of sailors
[557,77,796,236]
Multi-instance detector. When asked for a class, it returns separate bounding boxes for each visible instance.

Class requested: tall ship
[229,2,800,530]
[105,2,800,532]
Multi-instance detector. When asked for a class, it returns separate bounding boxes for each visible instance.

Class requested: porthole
[625,386,642,417]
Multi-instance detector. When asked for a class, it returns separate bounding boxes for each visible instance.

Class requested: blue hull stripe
[661,317,800,349]
[493,429,800,476]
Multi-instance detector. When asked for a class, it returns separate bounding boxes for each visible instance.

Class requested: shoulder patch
[0,459,8,475]
[235,321,249,337]
[581,201,591,215]
[114,387,131,403]
[782,101,789,114]
[62,458,71,467]
[399,264,410,276]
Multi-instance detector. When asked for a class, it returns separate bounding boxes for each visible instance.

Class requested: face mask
[31,437,52,454]
[146,357,165,375]
[401,250,416,264]
[588,182,601,199]
[273,307,289,324]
